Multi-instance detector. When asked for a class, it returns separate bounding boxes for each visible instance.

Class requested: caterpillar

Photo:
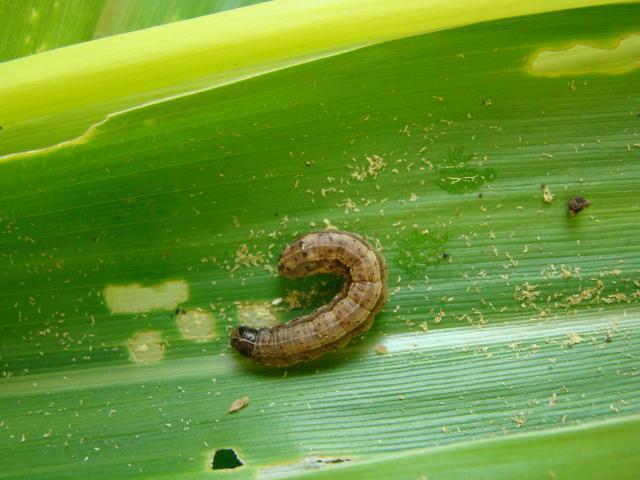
[231,231,388,367]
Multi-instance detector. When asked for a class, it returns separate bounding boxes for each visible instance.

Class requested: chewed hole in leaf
[211,448,244,470]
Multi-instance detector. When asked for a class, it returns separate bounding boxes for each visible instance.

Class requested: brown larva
[230,231,388,367]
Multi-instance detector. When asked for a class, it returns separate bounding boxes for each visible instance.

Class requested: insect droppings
[541,184,554,204]
[230,231,388,366]
[228,396,250,413]
[374,344,388,355]
[568,195,591,215]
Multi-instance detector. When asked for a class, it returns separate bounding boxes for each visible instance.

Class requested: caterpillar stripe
[230,231,388,366]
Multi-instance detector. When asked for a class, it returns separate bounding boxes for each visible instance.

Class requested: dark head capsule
[230,326,259,357]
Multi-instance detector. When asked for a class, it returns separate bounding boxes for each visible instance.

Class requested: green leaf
[299,415,640,479]
[1,1,639,479]
[0,0,267,62]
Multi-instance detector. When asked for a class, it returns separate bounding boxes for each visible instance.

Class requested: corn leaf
[1,1,639,479]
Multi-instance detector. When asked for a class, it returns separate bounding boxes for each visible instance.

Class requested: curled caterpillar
[231,231,388,367]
